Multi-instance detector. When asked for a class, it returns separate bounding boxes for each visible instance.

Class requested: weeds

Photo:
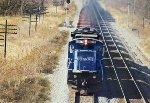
[0,1,76,103]
[0,77,50,103]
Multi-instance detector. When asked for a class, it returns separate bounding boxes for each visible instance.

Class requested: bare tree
[0,0,54,15]
[145,0,150,19]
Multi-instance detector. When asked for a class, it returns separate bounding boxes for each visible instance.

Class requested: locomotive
[67,27,104,87]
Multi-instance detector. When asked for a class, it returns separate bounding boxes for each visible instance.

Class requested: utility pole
[127,0,130,27]
[53,1,59,13]
[29,13,32,36]
[35,14,38,31]
[4,20,7,58]
[133,0,136,14]
[143,17,145,29]
[56,4,58,13]
[38,7,41,22]
[66,1,68,16]
[22,14,32,36]
[0,20,17,58]
[132,0,135,27]
[65,0,70,27]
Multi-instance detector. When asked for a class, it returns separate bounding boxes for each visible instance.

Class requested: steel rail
[93,0,146,103]
[90,2,128,103]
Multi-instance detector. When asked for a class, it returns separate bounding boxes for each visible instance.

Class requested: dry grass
[0,1,76,103]
[0,77,50,103]
[101,0,150,56]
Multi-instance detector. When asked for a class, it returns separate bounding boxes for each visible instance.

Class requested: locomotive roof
[71,27,100,39]
[72,27,99,34]
[77,27,97,32]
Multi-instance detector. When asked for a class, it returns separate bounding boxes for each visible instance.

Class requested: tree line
[0,0,65,16]
[104,0,150,20]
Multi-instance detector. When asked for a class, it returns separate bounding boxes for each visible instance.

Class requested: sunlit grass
[101,0,150,56]
[0,1,76,103]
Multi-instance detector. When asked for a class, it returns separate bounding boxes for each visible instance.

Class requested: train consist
[67,27,104,88]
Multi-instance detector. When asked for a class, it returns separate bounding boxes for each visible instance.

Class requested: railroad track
[69,0,147,103]
[74,92,97,103]
[69,86,98,103]
[92,0,147,103]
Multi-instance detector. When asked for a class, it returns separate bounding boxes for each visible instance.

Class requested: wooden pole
[56,5,57,13]
[29,13,31,36]
[38,7,41,22]
[132,0,135,27]
[133,0,135,14]
[128,1,130,27]
[35,14,38,31]
[143,17,145,29]
[4,20,7,58]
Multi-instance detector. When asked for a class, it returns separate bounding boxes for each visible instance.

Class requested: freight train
[67,27,104,87]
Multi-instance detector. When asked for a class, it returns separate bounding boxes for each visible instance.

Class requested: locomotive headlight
[93,75,96,79]
[74,75,77,78]
[84,39,88,45]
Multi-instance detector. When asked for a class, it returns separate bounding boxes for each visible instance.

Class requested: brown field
[0,2,76,103]
[101,0,150,57]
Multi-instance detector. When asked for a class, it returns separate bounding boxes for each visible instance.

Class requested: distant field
[101,0,150,56]
[0,1,76,103]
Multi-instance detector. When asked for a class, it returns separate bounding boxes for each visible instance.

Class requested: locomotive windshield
[77,44,94,49]
[76,39,97,49]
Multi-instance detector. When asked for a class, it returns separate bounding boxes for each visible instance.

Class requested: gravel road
[48,45,69,103]
[48,0,81,103]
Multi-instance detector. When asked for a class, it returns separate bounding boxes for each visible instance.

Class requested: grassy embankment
[101,0,150,58]
[0,2,76,103]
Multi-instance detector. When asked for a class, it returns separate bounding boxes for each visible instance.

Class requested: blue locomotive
[67,27,104,86]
